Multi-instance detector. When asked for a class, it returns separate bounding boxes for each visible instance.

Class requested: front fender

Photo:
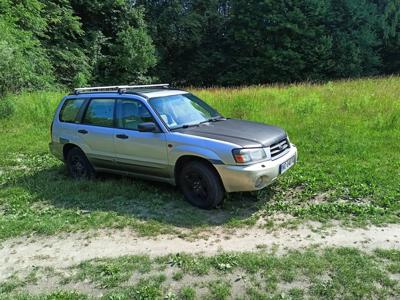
[169,145,225,165]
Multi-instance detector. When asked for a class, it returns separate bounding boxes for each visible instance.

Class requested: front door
[114,98,169,177]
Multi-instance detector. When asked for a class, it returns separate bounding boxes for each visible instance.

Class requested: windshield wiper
[170,123,200,130]
[171,116,226,130]
[198,116,226,125]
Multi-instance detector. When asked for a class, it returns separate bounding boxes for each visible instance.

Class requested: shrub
[0,20,53,96]
[0,97,15,119]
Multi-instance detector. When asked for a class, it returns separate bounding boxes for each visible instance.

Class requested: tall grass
[196,78,400,219]
[0,90,65,154]
[0,77,399,239]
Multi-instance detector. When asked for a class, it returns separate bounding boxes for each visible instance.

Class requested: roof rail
[73,84,169,94]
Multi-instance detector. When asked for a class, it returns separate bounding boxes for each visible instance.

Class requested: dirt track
[1,223,399,280]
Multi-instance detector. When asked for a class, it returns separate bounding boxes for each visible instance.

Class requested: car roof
[137,89,188,98]
[68,88,188,100]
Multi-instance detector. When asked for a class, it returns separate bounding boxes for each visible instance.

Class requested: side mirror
[138,122,158,133]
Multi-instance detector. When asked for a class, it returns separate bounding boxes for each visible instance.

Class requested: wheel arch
[174,155,224,190]
[62,143,82,161]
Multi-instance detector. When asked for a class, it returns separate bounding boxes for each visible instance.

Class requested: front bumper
[215,145,297,192]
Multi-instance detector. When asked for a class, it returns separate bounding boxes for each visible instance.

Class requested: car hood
[175,118,287,147]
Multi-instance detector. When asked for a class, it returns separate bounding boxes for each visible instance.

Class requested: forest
[0,0,399,94]
[1,2,400,298]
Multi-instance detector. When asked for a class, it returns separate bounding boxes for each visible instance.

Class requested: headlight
[232,148,267,163]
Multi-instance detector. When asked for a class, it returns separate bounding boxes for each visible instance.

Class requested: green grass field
[0,77,399,240]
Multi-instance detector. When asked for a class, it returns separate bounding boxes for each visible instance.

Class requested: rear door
[114,98,169,177]
[78,98,116,169]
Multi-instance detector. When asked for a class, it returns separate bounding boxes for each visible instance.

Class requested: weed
[73,255,151,288]
[178,286,196,300]
[207,280,231,300]
[172,271,184,281]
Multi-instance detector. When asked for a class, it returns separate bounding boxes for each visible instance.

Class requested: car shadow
[11,165,273,229]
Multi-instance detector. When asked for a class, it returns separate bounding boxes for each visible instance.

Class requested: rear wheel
[66,147,95,179]
[178,161,224,209]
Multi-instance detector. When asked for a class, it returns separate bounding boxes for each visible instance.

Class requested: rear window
[59,99,85,123]
[82,99,115,127]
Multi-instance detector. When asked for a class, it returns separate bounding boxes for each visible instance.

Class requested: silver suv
[50,84,297,209]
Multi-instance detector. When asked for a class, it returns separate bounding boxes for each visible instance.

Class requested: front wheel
[178,161,224,209]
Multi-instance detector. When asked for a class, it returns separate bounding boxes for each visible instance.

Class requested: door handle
[116,134,129,139]
[78,129,88,134]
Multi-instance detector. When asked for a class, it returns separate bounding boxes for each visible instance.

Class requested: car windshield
[148,93,222,129]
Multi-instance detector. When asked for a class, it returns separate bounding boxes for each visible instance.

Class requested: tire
[178,161,224,209]
[66,147,95,179]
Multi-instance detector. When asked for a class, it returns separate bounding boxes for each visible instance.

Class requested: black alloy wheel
[179,161,224,209]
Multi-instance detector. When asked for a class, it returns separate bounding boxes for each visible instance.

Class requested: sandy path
[1,223,399,280]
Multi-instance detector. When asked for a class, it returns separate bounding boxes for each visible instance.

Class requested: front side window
[116,99,155,130]
[59,99,85,123]
[83,99,115,127]
[148,93,220,129]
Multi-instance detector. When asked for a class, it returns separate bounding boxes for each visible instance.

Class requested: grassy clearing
[197,77,400,223]
[0,77,399,240]
[1,248,399,299]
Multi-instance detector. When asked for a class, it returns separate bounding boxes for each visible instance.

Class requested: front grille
[270,138,290,160]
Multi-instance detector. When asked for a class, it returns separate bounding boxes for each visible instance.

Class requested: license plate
[279,155,296,174]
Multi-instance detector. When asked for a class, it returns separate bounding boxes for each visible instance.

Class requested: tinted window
[83,99,115,127]
[59,99,85,123]
[116,100,154,130]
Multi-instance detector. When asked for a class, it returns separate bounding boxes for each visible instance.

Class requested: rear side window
[82,99,115,127]
[59,99,85,123]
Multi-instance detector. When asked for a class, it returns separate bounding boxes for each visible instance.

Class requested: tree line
[0,0,399,95]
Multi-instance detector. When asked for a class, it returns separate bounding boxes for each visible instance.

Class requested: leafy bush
[0,20,53,96]
[0,0,157,94]
[0,0,399,96]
